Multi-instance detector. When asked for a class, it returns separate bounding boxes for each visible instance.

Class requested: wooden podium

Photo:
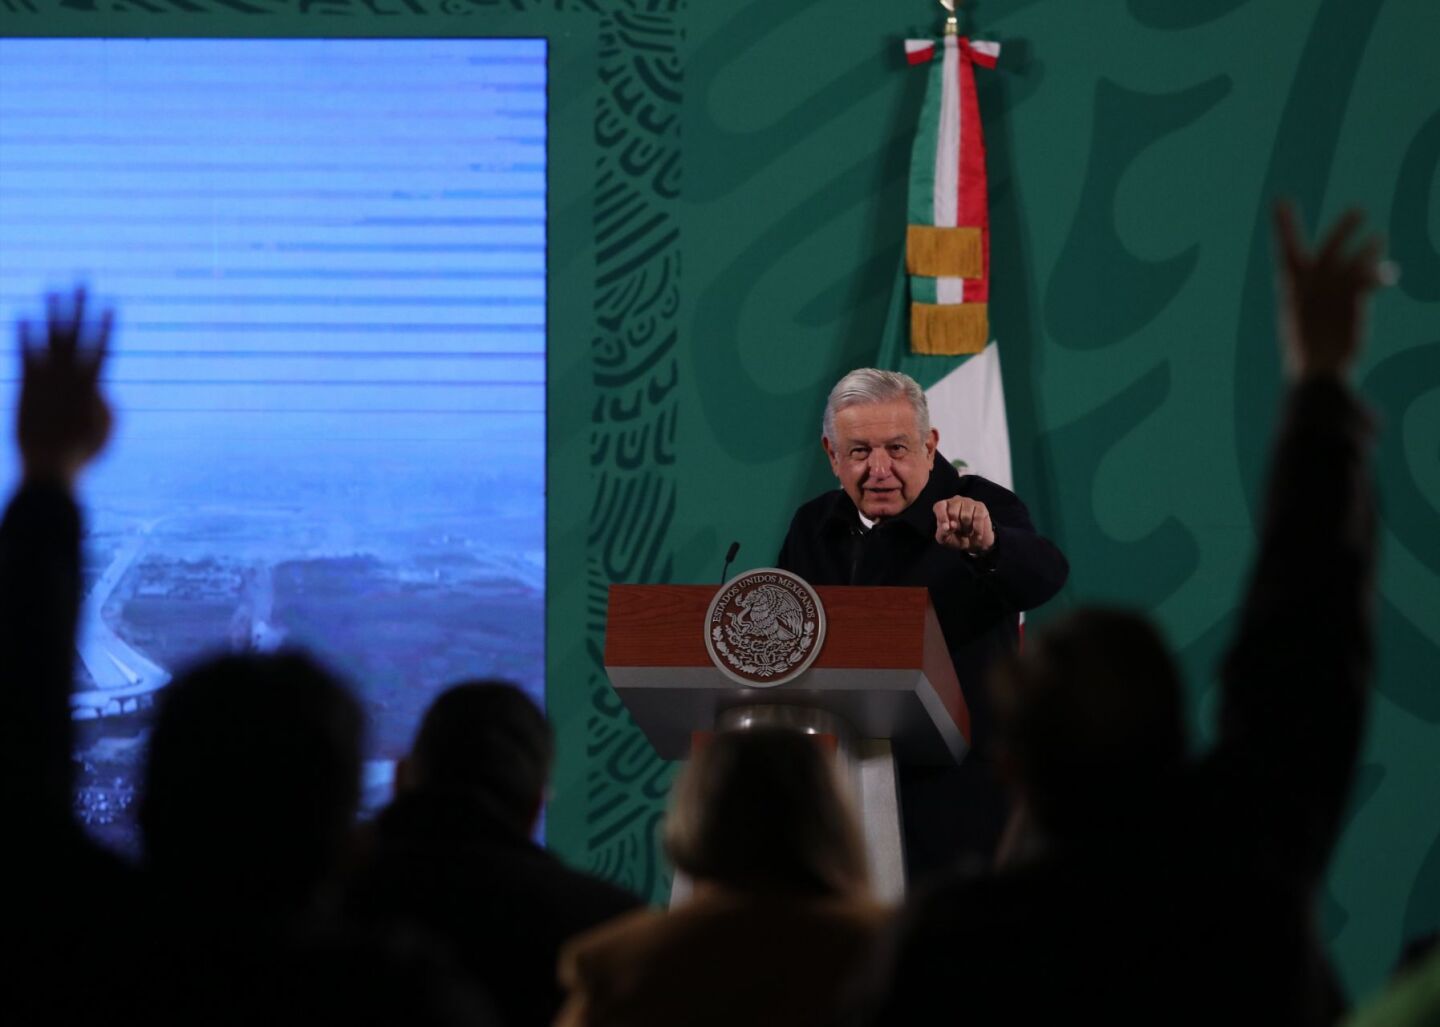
[604,584,970,901]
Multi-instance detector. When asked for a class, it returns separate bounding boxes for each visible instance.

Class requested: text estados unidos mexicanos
[709,576,816,624]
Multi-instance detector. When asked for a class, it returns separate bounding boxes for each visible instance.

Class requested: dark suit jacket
[557,890,890,1027]
[777,456,1068,878]
[777,456,1067,710]
[864,379,1374,1025]
[345,789,642,1027]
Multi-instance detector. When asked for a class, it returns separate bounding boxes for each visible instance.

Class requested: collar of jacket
[819,451,965,538]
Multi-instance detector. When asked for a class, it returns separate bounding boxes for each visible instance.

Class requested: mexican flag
[880,33,1010,490]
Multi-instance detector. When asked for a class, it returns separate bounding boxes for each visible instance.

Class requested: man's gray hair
[822,368,931,441]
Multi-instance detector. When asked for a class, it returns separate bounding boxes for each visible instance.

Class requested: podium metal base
[854,738,905,903]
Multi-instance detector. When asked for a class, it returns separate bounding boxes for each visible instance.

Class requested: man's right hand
[934,495,995,554]
[17,287,113,487]
[1273,201,1383,381]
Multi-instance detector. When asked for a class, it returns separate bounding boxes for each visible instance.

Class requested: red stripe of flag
[957,39,991,301]
[906,42,935,65]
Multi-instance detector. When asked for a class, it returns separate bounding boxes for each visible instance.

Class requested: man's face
[822,399,938,521]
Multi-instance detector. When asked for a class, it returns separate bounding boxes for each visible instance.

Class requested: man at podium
[777,368,1067,881]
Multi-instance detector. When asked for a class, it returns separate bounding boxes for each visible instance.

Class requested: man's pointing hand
[934,496,995,554]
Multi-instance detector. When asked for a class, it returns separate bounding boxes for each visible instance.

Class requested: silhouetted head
[989,608,1187,841]
[399,680,551,837]
[140,650,361,915]
[665,728,869,899]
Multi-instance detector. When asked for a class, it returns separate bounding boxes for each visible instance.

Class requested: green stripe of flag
[906,41,943,228]
[911,275,939,304]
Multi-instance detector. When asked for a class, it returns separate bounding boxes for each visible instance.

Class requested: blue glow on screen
[0,38,547,854]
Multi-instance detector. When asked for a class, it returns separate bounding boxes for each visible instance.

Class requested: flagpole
[940,0,958,35]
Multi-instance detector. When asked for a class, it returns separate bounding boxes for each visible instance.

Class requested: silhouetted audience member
[345,680,641,1027]
[555,728,888,1027]
[2,287,136,1025]
[859,203,1384,1026]
[137,653,495,1025]
[141,651,363,918]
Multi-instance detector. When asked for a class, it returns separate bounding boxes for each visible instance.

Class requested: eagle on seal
[729,583,804,643]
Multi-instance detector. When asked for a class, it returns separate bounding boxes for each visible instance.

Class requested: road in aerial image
[71,452,545,858]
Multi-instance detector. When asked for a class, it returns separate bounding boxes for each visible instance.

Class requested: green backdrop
[8,0,1438,1003]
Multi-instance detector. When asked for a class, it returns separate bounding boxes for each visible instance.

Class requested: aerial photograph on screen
[0,38,547,855]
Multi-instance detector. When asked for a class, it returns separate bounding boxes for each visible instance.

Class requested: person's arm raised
[1208,204,1381,886]
[17,286,113,488]
[1,286,115,824]
[1274,201,1383,382]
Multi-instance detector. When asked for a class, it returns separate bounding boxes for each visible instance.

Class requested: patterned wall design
[7,0,1440,1002]
[580,4,681,897]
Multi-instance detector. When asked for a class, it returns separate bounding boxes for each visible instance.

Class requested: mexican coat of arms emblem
[703,568,826,687]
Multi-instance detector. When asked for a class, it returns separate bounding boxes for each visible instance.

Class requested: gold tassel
[910,302,989,355]
[906,225,983,278]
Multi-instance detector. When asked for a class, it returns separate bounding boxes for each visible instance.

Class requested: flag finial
[939,0,958,35]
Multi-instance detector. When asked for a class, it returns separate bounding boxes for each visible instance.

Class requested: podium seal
[704,568,826,687]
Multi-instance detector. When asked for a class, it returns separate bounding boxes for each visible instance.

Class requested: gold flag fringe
[910,302,988,355]
[905,225,983,278]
